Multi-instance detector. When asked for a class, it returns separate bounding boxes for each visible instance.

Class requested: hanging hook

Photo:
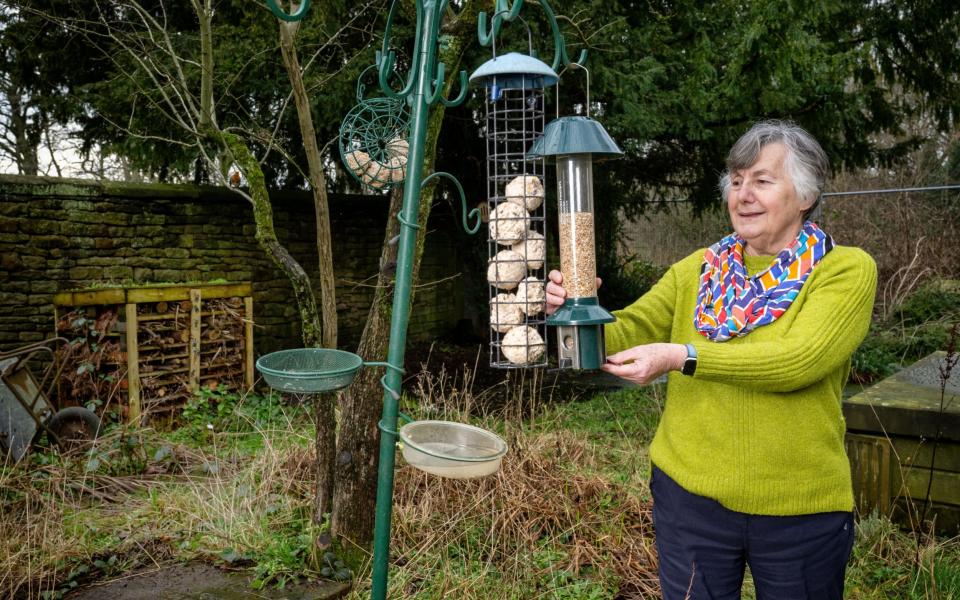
[555,62,591,119]
[379,0,421,100]
[439,70,469,107]
[421,172,481,235]
[423,0,469,108]
[266,0,311,22]
[478,0,588,72]
[478,0,525,47]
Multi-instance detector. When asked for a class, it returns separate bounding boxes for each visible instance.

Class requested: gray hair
[719,120,829,221]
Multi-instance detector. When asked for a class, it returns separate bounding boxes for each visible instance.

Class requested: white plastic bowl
[399,420,508,479]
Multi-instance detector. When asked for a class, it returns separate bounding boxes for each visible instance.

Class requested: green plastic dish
[256,348,363,393]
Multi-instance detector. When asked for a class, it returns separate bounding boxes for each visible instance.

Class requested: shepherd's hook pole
[370,1,445,598]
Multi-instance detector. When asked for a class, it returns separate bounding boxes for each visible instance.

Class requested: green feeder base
[547,297,615,370]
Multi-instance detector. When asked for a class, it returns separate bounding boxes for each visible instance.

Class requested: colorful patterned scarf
[693,221,834,342]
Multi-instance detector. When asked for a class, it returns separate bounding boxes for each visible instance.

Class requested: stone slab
[64,563,351,600]
[843,352,960,441]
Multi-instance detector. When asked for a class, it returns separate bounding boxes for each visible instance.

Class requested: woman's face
[727,142,813,256]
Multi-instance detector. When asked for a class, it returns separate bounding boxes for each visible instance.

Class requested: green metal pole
[370,2,439,598]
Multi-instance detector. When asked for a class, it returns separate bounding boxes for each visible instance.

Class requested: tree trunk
[219,131,323,347]
[278,14,339,524]
[330,22,472,547]
[278,19,338,350]
[330,184,403,550]
[314,393,336,533]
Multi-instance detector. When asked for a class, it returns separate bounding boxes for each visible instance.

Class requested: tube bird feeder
[528,115,623,369]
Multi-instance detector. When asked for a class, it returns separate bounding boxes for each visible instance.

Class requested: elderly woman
[546,120,876,599]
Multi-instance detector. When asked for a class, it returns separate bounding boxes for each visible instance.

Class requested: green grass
[4,383,960,599]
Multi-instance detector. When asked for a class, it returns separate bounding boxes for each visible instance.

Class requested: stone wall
[0,175,465,356]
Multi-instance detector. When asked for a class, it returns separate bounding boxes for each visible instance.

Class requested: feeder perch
[528,115,623,370]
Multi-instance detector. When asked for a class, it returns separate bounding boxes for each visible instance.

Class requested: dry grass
[0,403,318,598]
[5,360,960,599]
[382,428,659,599]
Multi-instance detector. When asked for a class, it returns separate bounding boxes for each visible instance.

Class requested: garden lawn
[2,383,958,599]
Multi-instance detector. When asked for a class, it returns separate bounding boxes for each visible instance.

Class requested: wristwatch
[681,343,698,376]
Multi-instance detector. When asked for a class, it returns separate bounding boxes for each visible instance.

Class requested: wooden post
[244,296,255,390]
[189,289,202,393]
[124,302,141,424]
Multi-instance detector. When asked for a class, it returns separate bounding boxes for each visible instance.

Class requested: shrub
[598,259,667,311]
[851,279,959,384]
[893,280,960,326]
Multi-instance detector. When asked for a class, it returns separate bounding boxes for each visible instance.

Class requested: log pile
[53,283,254,424]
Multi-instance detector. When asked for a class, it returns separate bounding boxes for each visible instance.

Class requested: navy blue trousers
[651,466,855,600]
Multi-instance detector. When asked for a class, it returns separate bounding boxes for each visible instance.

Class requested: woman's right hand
[545,270,602,316]
[545,270,567,316]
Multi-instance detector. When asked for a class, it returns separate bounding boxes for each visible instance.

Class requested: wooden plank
[901,467,960,507]
[847,433,894,516]
[244,296,254,391]
[55,284,250,306]
[53,288,126,307]
[893,437,960,473]
[189,289,201,394]
[124,302,141,424]
[843,384,960,442]
[128,287,192,303]
[138,310,228,322]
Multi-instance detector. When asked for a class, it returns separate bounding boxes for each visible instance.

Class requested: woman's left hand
[601,343,688,385]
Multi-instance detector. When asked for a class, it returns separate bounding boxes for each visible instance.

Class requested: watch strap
[681,343,698,376]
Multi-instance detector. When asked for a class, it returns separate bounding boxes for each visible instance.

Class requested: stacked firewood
[136,297,247,417]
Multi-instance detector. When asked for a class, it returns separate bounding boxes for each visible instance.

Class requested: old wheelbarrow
[0,337,101,463]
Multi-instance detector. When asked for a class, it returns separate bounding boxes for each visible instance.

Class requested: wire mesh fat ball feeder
[470,49,558,369]
[338,64,411,192]
[528,89,623,370]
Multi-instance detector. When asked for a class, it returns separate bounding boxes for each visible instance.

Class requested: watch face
[682,357,697,376]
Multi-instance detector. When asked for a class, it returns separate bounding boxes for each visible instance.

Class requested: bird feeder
[470,50,558,368]
[528,108,622,369]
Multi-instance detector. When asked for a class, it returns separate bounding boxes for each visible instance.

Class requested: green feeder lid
[469,52,559,96]
[547,297,616,326]
[527,116,623,159]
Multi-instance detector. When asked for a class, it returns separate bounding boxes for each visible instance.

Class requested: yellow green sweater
[606,245,877,515]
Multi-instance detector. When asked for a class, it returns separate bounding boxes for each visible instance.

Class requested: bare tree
[33,0,380,547]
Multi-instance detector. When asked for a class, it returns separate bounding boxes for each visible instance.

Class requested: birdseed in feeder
[501,325,546,365]
[515,277,546,316]
[490,293,523,332]
[559,212,598,298]
[487,249,526,290]
[489,202,529,245]
[510,230,545,270]
[505,175,545,211]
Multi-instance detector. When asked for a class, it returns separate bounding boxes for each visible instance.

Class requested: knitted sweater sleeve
[605,259,685,354]
[690,248,877,392]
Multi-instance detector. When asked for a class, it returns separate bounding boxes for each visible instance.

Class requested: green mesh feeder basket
[256,348,364,393]
[339,64,410,192]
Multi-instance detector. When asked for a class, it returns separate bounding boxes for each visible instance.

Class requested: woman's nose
[735,182,754,202]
